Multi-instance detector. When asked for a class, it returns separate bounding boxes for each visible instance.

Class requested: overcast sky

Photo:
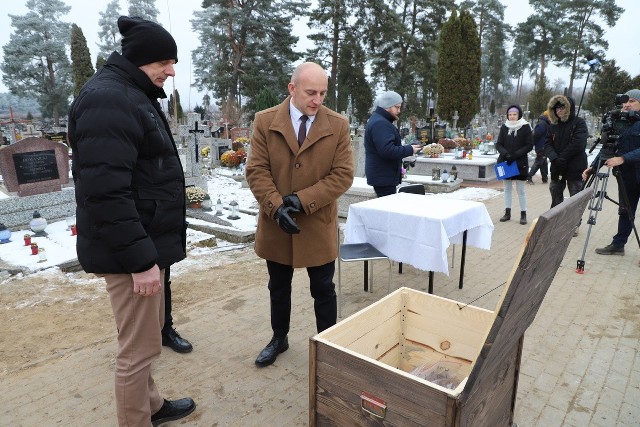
[0,0,638,112]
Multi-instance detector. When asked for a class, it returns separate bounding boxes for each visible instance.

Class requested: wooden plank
[459,340,521,426]
[314,342,454,426]
[463,189,591,397]
[310,339,318,427]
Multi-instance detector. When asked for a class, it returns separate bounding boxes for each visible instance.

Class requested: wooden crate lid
[462,188,591,396]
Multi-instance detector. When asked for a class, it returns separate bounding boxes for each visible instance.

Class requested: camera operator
[582,89,640,256]
[544,95,588,215]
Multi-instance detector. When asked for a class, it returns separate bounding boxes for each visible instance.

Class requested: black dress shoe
[162,327,193,353]
[151,398,196,426]
[255,335,289,367]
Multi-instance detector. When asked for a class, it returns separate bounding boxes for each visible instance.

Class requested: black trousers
[162,265,173,333]
[266,260,337,336]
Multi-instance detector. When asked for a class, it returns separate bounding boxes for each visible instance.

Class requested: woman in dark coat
[496,104,534,224]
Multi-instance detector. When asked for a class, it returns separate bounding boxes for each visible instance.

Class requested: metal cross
[189,121,205,162]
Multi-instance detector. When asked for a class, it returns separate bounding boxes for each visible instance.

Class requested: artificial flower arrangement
[185,186,208,204]
[232,137,250,151]
[455,137,474,151]
[220,149,246,167]
[438,138,458,150]
[421,143,445,158]
[201,145,211,158]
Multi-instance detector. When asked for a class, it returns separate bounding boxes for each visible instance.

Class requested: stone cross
[179,113,211,178]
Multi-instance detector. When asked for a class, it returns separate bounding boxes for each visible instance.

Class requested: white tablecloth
[344,193,494,275]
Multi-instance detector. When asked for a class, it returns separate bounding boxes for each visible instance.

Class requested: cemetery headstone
[229,127,250,142]
[0,136,70,196]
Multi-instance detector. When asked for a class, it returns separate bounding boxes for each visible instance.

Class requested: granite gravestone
[0,137,70,196]
[229,127,250,142]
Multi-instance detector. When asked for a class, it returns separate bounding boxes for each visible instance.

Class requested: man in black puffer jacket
[544,95,588,210]
[68,16,195,427]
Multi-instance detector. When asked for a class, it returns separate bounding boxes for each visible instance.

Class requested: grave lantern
[432,166,441,181]
[441,169,450,182]
[202,195,212,211]
[0,223,11,244]
[215,199,224,216]
[65,216,76,230]
[451,165,458,181]
[24,233,31,246]
[29,211,47,236]
[228,200,240,220]
[38,247,47,262]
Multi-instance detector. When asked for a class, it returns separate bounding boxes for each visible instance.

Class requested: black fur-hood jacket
[546,95,575,124]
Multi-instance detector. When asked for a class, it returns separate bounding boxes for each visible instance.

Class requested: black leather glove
[504,153,513,164]
[274,205,301,234]
[283,194,303,212]
[506,159,515,166]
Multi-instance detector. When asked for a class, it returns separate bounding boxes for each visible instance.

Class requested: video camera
[591,94,640,159]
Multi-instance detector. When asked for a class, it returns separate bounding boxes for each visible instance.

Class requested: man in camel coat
[245,62,354,367]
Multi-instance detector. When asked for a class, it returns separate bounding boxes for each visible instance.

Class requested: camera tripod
[576,158,640,273]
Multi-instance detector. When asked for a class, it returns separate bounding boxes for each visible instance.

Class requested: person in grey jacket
[68,16,195,426]
[364,91,422,197]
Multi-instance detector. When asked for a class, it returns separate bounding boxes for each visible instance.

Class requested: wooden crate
[310,189,591,427]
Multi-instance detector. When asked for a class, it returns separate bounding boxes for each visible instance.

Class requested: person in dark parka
[544,95,588,208]
[496,104,534,224]
[67,16,195,427]
[527,111,550,184]
[364,91,422,197]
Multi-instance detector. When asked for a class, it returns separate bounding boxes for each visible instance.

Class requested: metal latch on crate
[360,391,386,419]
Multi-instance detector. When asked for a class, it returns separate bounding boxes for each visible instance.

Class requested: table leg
[428,271,434,294]
[459,230,468,289]
[364,261,369,292]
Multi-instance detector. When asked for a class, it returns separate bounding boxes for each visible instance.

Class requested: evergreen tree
[436,9,481,128]
[436,10,462,124]
[336,29,372,125]
[584,60,631,116]
[168,90,184,122]
[192,1,305,118]
[70,24,95,97]
[97,0,121,63]
[460,0,509,109]
[96,55,107,70]
[254,88,279,112]
[128,0,159,22]
[1,0,72,125]
[306,0,350,109]
[527,75,553,118]
[357,0,454,119]
[555,0,623,96]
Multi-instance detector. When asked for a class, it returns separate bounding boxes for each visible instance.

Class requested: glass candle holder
[31,242,39,255]
[38,248,47,262]
[24,234,31,246]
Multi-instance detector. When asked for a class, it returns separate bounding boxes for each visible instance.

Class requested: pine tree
[306,0,350,110]
[70,24,95,97]
[1,0,72,125]
[584,60,631,116]
[192,1,305,118]
[555,0,623,96]
[97,0,121,63]
[127,0,159,22]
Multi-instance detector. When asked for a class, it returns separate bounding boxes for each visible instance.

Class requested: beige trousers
[103,269,165,427]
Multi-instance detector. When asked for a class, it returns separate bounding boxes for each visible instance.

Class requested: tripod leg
[577,165,609,273]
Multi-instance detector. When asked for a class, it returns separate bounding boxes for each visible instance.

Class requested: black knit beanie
[118,16,178,67]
